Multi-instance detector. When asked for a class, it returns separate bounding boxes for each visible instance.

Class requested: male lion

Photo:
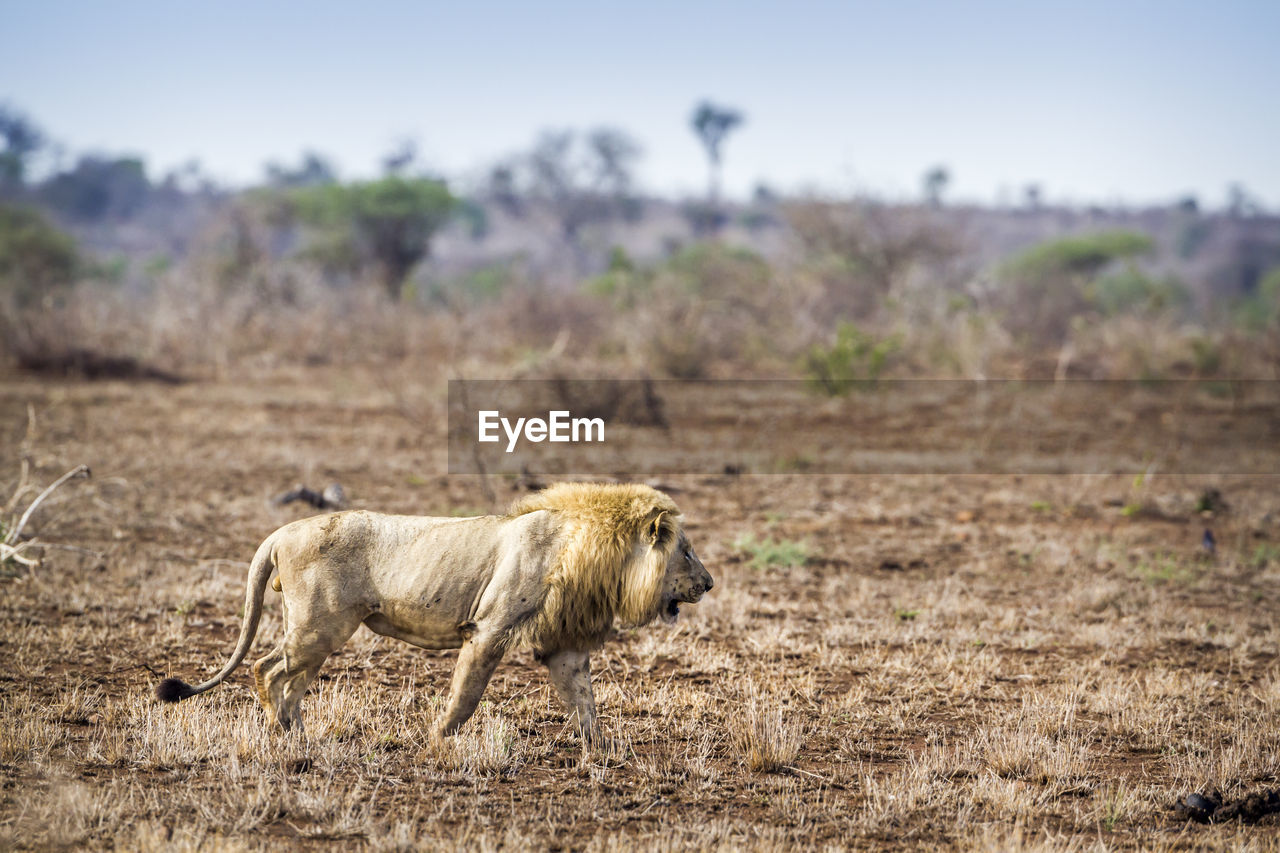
[155,483,713,741]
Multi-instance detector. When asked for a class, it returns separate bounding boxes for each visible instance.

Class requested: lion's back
[269,510,550,599]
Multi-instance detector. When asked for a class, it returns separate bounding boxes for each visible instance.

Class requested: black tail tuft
[155,677,196,703]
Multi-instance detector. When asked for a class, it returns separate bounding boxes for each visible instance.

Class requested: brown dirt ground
[2,364,1280,850]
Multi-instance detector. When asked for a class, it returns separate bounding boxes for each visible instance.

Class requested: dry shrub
[894,304,1015,377]
[1,196,476,377]
[1,286,177,376]
[971,723,1092,787]
[787,200,959,321]
[590,242,798,377]
[729,690,804,772]
[461,276,610,360]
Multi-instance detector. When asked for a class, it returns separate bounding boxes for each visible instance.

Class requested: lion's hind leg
[252,642,286,725]
[258,614,365,732]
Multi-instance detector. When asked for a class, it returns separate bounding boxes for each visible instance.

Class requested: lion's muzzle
[661,565,714,625]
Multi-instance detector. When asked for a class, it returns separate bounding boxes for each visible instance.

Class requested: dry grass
[730,689,806,773]
[10,202,1278,387]
[2,366,1279,849]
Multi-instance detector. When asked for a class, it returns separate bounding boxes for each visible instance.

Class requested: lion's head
[658,529,714,625]
[507,482,715,650]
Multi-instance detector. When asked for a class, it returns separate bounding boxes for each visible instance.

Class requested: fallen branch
[2,463,92,569]
[7,464,91,544]
[0,543,38,567]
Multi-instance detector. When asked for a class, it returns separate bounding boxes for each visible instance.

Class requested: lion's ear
[647,511,672,548]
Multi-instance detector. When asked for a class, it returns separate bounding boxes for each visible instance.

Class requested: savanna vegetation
[2,102,1280,850]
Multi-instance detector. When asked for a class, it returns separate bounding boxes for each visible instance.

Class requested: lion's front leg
[544,649,598,743]
[435,635,506,739]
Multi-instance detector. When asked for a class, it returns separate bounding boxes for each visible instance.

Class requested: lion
[155,482,713,741]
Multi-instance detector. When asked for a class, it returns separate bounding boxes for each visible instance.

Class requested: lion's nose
[703,572,714,592]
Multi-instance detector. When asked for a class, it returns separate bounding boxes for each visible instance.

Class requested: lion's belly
[360,515,508,647]
[362,610,463,650]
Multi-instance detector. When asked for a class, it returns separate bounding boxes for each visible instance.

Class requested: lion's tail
[155,533,277,704]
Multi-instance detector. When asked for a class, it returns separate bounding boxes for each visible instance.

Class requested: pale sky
[2,0,1277,208]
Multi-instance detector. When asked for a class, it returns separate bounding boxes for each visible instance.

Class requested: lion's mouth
[661,590,706,625]
[661,598,681,625]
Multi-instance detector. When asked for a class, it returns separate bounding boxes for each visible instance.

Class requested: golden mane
[508,482,681,652]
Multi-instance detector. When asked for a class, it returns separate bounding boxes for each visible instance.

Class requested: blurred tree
[486,164,523,217]
[1226,183,1260,218]
[524,127,642,253]
[587,243,777,378]
[0,106,44,191]
[587,128,640,197]
[529,131,586,241]
[736,183,780,233]
[291,176,455,299]
[265,151,337,188]
[922,166,950,208]
[39,156,150,222]
[679,199,720,238]
[453,197,490,241]
[1209,233,1280,298]
[381,140,418,176]
[1006,230,1153,280]
[1233,265,1280,331]
[787,201,957,316]
[1023,184,1042,212]
[690,101,744,229]
[1173,197,1210,260]
[999,230,1156,343]
[0,203,79,307]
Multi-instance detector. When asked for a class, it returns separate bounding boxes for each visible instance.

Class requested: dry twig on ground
[1,464,92,568]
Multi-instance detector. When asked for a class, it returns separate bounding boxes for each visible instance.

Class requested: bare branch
[6,464,91,545]
[0,542,39,567]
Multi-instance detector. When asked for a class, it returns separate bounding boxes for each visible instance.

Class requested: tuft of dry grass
[417,702,527,779]
[730,690,806,773]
